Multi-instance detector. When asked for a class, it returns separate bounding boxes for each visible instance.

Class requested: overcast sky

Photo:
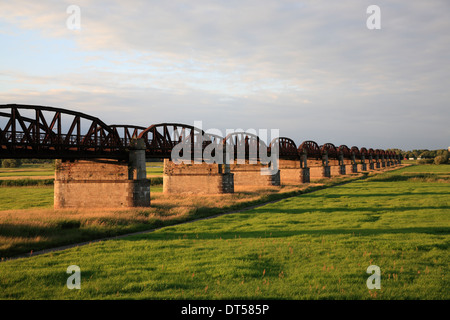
[1,1,449,150]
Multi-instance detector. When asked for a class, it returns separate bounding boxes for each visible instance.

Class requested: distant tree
[420,151,436,159]
[2,159,22,168]
[405,152,415,159]
[434,155,448,165]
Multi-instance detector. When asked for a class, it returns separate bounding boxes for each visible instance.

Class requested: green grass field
[0,164,448,299]
[0,186,54,210]
[146,162,163,177]
[0,164,54,178]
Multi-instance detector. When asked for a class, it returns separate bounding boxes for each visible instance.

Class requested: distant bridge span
[0,104,397,162]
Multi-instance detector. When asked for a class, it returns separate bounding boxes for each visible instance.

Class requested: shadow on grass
[296,191,450,198]
[127,227,450,242]
[247,205,450,215]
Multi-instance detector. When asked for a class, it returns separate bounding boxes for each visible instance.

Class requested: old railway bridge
[0,104,402,208]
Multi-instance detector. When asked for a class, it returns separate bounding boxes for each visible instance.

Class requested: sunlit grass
[0,175,329,258]
[0,164,448,299]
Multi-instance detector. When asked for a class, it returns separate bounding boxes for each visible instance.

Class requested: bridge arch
[137,123,207,159]
[223,131,267,163]
[320,143,338,159]
[298,140,321,159]
[337,145,351,159]
[270,137,298,160]
[0,104,123,159]
[110,125,147,147]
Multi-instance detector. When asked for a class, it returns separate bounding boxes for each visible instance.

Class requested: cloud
[0,0,449,150]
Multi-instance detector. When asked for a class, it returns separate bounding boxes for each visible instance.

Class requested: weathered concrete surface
[357,163,367,172]
[230,162,280,187]
[309,166,331,181]
[277,159,310,184]
[54,158,150,208]
[345,164,358,174]
[163,159,234,194]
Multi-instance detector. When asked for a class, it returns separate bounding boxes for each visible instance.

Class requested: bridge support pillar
[309,165,331,181]
[330,165,346,176]
[163,160,234,194]
[357,163,367,172]
[329,159,345,176]
[230,161,280,187]
[278,159,310,184]
[54,139,150,208]
[347,164,358,174]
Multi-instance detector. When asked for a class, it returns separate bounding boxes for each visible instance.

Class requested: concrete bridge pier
[385,155,391,167]
[280,153,310,184]
[374,155,381,169]
[345,154,358,174]
[357,162,367,172]
[230,161,280,187]
[278,159,307,185]
[309,164,331,181]
[308,153,331,181]
[356,154,367,172]
[54,139,150,208]
[163,159,234,194]
[329,154,346,177]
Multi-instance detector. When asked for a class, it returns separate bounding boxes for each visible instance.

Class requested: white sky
[1,0,449,150]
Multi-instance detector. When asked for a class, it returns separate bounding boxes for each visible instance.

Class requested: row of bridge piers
[0,105,402,209]
[54,139,402,208]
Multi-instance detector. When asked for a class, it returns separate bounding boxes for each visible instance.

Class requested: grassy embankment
[0,164,448,299]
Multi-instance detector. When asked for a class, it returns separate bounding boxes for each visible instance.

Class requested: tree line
[1,148,449,168]
[0,158,55,168]
[386,148,449,165]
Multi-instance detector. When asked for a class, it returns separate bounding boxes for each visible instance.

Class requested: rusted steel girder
[137,123,204,160]
[0,104,125,160]
[320,143,338,159]
[110,125,147,147]
[223,131,265,163]
[271,137,299,160]
[1,104,401,167]
[136,123,224,161]
[298,140,321,159]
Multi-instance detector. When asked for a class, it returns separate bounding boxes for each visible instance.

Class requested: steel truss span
[1,104,397,161]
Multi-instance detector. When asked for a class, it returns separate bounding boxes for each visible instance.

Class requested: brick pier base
[309,166,331,181]
[163,160,234,194]
[54,158,150,208]
[230,162,280,187]
[357,163,367,172]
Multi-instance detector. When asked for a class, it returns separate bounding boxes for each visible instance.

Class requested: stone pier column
[330,154,346,176]
[309,165,331,180]
[163,160,234,194]
[309,153,331,181]
[230,161,280,187]
[357,163,367,172]
[279,159,309,185]
[128,139,151,206]
[54,138,150,208]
